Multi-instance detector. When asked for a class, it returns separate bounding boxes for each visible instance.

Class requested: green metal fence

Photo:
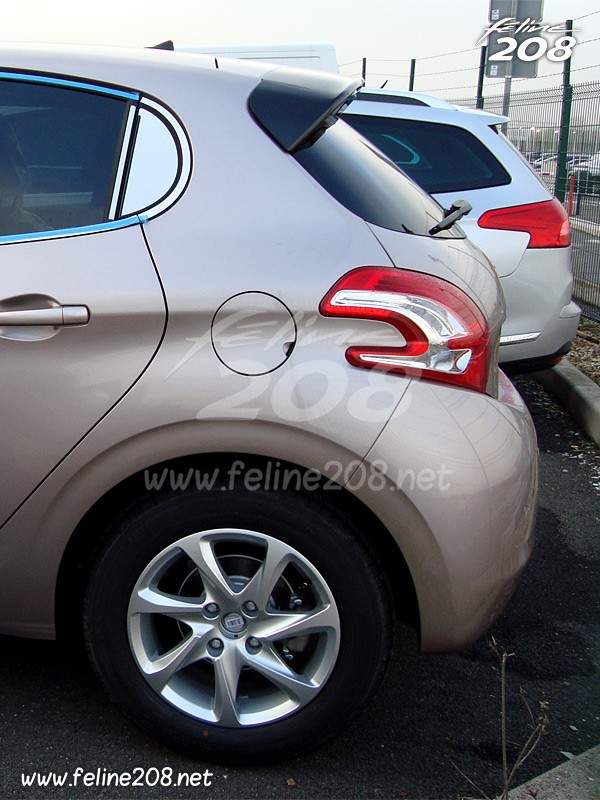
[450,81,600,322]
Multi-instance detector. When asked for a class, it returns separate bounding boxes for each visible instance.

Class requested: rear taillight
[478,198,570,248]
[319,267,492,393]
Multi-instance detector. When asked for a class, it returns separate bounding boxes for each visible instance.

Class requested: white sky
[2,0,599,97]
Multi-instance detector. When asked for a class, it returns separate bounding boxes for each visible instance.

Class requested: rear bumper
[502,342,571,375]
[499,246,580,365]
[351,372,538,652]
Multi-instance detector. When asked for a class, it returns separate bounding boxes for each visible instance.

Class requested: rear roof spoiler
[148,40,175,50]
[248,68,363,153]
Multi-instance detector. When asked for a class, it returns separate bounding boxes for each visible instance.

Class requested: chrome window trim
[0,72,139,244]
[0,73,192,244]
[0,71,138,101]
[108,103,139,221]
[0,216,145,246]
[118,96,192,220]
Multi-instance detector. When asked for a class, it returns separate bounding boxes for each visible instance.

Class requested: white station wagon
[344,89,581,371]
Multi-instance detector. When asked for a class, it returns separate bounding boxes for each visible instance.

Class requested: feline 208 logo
[477,18,577,63]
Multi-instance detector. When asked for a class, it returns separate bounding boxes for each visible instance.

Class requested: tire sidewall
[85,486,389,763]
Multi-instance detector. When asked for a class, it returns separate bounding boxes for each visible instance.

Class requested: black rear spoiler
[148,40,175,50]
[248,68,363,154]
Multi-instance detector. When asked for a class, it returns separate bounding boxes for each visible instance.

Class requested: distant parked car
[534,154,590,180]
[344,89,581,371]
[573,152,600,193]
[0,45,537,764]
[576,152,600,175]
[531,152,555,167]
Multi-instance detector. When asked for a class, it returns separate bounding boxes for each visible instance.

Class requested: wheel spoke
[238,537,293,608]
[179,537,238,604]
[141,633,210,692]
[130,586,205,622]
[253,603,339,642]
[127,527,343,728]
[213,647,242,726]
[244,645,320,705]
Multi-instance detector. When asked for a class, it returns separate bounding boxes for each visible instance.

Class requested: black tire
[84,479,392,764]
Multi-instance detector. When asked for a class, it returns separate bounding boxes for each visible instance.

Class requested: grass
[450,639,550,800]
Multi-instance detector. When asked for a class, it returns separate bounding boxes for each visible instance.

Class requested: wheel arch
[55,451,419,645]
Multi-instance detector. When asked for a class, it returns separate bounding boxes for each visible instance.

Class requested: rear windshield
[344,115,511,194]
[295,120,462,237]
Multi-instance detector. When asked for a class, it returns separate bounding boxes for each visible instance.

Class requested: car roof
[0,41,277,91]
[0,43,363,161]
[349,88,509,126]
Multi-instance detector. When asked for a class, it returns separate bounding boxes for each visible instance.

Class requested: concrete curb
[532,358,600,446]
[507,744,600,799]
[570,216,600,238]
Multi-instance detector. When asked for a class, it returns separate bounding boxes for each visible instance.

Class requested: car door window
[0,76,132,237]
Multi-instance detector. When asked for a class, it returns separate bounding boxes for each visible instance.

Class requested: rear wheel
[84,482,392,763]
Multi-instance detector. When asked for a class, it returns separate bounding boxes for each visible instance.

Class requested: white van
[176,41,338,73]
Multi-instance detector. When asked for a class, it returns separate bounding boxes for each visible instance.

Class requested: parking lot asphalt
[0,376,598,800]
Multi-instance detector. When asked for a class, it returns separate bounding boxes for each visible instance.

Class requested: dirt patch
[568,317,600,384]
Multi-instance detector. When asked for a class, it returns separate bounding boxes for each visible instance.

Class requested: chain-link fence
[448,81,600,321]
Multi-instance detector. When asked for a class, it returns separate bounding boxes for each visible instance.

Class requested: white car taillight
[319,267,492,394]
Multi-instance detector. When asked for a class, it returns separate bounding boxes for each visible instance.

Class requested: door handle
[0,306,89,326]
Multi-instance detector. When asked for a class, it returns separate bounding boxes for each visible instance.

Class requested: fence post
[476,45,487,109]
[501,76,512,134]
[567,174,576,216]
[555,19,574,205]
[409,59,416,91]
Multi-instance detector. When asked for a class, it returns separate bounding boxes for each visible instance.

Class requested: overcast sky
[2,0,599,97]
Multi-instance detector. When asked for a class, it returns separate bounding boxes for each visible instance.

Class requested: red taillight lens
[319,267,492,394]
[478,198,571,248]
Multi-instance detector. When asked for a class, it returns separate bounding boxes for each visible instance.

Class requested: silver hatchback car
[0,44,537,764]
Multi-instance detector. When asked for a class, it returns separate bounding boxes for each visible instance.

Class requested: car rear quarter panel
[353,374,537,651]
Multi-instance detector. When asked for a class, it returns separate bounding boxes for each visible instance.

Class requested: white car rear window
[345,115,511,194]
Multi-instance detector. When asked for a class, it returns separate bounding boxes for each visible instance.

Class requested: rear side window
[344,115,511,194]
[295,120,461,238]
[0,78,129,236]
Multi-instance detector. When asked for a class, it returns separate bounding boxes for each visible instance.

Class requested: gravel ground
[568,318,600,384]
